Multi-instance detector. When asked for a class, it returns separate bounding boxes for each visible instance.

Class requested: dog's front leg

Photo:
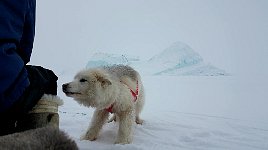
[115,111,134,144]
[82,110,109,141]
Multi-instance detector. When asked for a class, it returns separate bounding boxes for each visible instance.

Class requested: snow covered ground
[55,43,268,149]
[57,71,268,150]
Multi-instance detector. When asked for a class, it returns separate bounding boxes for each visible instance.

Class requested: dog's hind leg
[81,110,109,141]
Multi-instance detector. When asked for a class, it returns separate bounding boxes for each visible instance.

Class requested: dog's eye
[80,79,87,82]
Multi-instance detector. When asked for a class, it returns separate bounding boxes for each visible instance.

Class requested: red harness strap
[105,104,114,113]
[105,80,139,113]
[130,80,139,102]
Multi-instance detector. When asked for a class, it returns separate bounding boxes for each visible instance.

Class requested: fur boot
[17,94,63,131]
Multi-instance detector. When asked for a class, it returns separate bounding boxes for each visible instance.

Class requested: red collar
[105,80,139,113]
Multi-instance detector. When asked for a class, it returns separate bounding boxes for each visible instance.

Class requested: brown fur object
[0,126,78,150]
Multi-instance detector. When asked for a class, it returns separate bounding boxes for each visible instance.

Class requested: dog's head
[62,69,112,107]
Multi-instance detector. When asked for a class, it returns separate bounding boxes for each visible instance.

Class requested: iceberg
[86,53,139,68]
[86,41,228,76]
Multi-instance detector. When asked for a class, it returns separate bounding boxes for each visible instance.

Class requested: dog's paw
[114,139,131,145]
[135,118,144,125]
[114,136,132,144]
[80,133,97,141]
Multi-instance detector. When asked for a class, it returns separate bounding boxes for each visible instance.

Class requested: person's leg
[0,117,16,136]
[0,91,36,136]
[0,66,58,135]
[15,65,58,132]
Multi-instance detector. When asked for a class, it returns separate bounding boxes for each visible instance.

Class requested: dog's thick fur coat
[0,126,78,150]
[62,65,145,144]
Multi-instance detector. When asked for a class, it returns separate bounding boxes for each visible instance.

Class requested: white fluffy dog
[62,65,145,144]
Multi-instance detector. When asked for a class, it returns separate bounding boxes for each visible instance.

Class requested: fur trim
[29,94,64,113]
[40,94,64,106]
[0,126,78,150]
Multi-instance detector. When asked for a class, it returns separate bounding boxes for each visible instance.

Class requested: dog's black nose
[62,83,68,92]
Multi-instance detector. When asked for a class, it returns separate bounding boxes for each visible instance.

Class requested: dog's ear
[100,78,112,88]
[95,73,112,88]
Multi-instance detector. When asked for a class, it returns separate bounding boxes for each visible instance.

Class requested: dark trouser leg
[16,66,59,132]
[0,65,58,135]
[0,118,16,136]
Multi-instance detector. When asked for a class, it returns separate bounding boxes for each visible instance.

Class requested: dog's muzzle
[62,83,81,96]
[62,83,69,93]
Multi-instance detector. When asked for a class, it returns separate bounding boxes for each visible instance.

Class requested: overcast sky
[31,0,268,76]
